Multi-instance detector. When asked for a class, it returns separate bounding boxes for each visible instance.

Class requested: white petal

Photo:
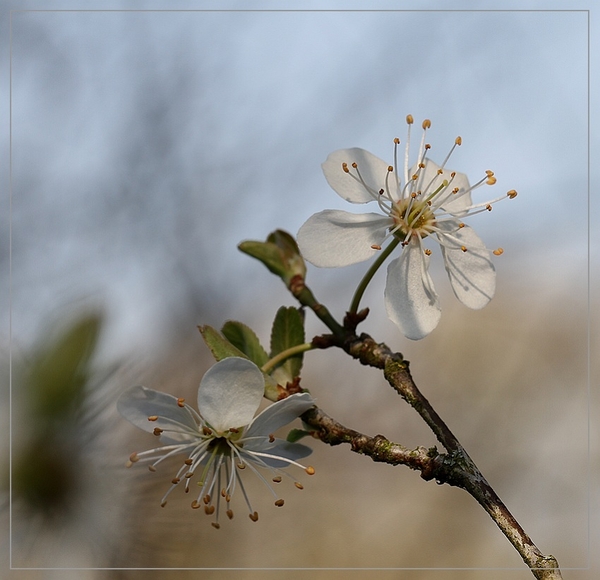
[197,357,265,432]
[117,385,199,441]
[297,210,392,267]
[436,221,495,309]
[322,148,397,203]
[413,159,472,216]
[243,440,313,468]
[384,238,441,340]
[243,392,314,440]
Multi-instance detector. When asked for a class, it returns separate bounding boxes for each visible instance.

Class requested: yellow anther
[148,465,157,472]
[486,176,497,185]
[177,398,185,407]
[424,249,432,256]
[455,136,462,145]
[388,165,394,172]
[272,476,282,483]
[226,509,234,519]
[351,162,358,168]
[153,427,163,436]
[411,174,418,181]
[148,415,158,422]
[249,511,259,522]
[294,482,304,490]
[486,204,492,211]
[461,246,467,252]
[184,458,193,465]
[411,192,417,198]
[458,223,465,228]
[493,248,504,256]
[342,162,349,173]
[275,499,285,507]
[204,505,215,515]
[305,466,316,475]
[237,463,246,469]
[171,478,180,484]
[371,244,382,251]
[450,171,456,178]
[191,500,201,509]
[203,494,211,504]
[202,426,212,436]
[507,189,518,199]
[221,489,227,497]
[422,119,431,129]
[437,168,443,175]
[129,452,139,463]
[452,187,459,194]
[418,162,425,169]
[184,471,194,478]
[485,169,495,176]
[406,114,414,124]
[394,137,400,144]
[424,143,431,150]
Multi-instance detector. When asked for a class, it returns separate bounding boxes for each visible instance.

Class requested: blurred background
[1,2,598,579]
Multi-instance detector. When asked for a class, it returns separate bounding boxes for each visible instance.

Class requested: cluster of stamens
[126,397,315,529]
[341,116,517,257]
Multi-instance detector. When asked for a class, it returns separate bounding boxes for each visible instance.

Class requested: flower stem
[349,237,400,315]
[261,343,315,374]
[289,276,345,338]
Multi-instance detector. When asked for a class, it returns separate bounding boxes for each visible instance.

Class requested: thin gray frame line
[7,8,592,13]
[7,6,592,573]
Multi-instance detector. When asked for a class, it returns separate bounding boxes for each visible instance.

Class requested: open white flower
[297,116,517,340]
[117,356,315,528]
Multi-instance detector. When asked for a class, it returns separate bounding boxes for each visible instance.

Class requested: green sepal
[238,229,306,287]
[286,428,311,443]
[221,320,269,367]
[270,306,305,384]
[198,325,280,402]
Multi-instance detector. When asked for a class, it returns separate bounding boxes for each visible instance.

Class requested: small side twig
[290,276,562,579]
[340,331,562,580]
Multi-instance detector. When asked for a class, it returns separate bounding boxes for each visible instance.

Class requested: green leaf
[238,229,306,287]
[270,306,305,383]
[198,325,281,402]
[286,428,311,443]
[221,320,269,367]
[198,325,248,361]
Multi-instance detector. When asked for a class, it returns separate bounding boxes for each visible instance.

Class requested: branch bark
[285,273,562,578]
[304,331,562,580]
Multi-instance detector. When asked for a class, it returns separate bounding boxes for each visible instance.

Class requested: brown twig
[295,280,562,578]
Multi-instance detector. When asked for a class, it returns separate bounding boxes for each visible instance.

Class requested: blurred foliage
[24,313,101,421]
[11,311,103,520]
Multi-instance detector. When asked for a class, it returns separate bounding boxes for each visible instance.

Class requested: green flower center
[390,197,436,240]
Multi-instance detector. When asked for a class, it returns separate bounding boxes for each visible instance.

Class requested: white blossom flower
[117,357,315,528]
[297,116,517,340]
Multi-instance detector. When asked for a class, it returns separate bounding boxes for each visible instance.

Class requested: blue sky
[3,5,593,357]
